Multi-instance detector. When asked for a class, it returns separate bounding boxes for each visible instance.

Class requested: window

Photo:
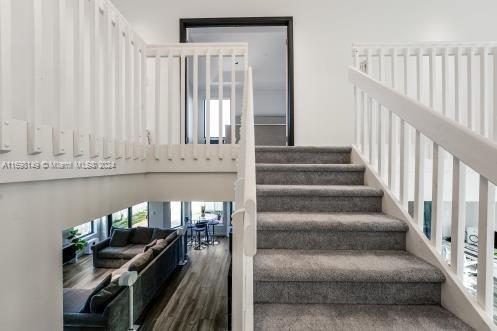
[131,202,148,228]
[205,100,231,138]
[191,201,224,223]
[171,202,182,228]
[73,221,93,237]
[112,209,129,228]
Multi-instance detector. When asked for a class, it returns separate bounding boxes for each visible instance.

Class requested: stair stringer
[351,146,495,331]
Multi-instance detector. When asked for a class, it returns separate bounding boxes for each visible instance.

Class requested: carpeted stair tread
[257,185,383,197]
[254,304,473,331]
[254,249,444,283]
[258,212,408,232]
[256,146,352,153]
[256,163,365,172]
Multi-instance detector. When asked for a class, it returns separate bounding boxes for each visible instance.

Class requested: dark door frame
[179,17,295,146]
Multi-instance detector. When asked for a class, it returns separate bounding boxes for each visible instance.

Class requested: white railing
[0,0,249,184]
[232,66,256,331]
[143,43,248,160]
[350,42,497,320]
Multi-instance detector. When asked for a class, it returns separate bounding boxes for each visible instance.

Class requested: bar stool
[196,221,209,245]
[208,219,220,245]
[185,217,195,247]
[193,222,207,250]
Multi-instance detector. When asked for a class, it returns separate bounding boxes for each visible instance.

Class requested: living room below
[61,200,232,330]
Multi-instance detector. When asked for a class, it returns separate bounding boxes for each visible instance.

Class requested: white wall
[111,0,497,146]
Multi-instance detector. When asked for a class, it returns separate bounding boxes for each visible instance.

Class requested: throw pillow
[151,228,174,241]
[143,239,158,252]
[128,226,154,245]
[79,274,112,313]
[89,282,123,314]
[128,249,154,273]
[109,228,132,247]
[150,239,168,256]
[165,231,178,244]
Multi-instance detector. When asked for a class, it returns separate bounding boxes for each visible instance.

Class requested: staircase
[253,146,472,331]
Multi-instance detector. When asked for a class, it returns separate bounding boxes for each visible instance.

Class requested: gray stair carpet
[253,146,472,330]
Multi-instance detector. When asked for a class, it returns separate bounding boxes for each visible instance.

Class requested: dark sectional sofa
[63,227,181,331]
[92,227,175,268]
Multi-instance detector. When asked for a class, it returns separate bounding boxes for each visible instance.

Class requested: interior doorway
[180,17,294,146]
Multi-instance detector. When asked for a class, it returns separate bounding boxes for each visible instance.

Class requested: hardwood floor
[63,254,114,289]
[140,238,230,331]
[62,238,230,331]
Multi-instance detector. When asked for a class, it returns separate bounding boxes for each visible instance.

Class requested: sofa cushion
[151,228,175,241]
[97,245,145,259]
[150,239,168,256]
[109,229,132,247]
[165,231,178,244]
[143,239,157,252]
[63,288,94,313]
[90,282,123,314]
[128,249,154,273]
[129,227,154,244]
[79,274,112,313]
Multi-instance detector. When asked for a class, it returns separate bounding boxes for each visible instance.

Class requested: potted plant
[201,205,206,218]
[67,229,89,263]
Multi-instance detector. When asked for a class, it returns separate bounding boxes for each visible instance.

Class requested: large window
[112,209,129,228]
[171,202,182,228]
[191,202,224,223]
[73,221,93,237]
[205,100,231,138]
[131,202,148,228]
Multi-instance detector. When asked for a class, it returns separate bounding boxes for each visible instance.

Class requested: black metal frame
[179,17,295,146]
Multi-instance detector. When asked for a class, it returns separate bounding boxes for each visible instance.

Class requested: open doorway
[180,17,294,146]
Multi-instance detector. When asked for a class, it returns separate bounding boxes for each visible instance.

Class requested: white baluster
[367,95,373,163]
[72,0,85,157]
[141,49,147,160]
[218,48,224,159]
[399,49,410,208]
[193,50,199,159]
[413,130,425,228]
[114,19,123,159]
[179,51,186,159]
[451,157,466,278]
[0,0,12,152]
[353,48,359,146]
[89,0,101,158]
[133,41,140,160]
[454,47,462,123]
[103,6,113,159]
[430,143,444,252]
[231,49,237,158]
[360,90,365,153]
[125,28,133,159]
[480,47,488,137]
[28,0,43,155]
[493,47,497,141]
[205,49,211,159]
[477,177,495,316]
[429,47,436,109]
[442,47,448,116]
[388,48,398,191]
[467,47,474,130]
[154,53,161,160]
[416,48,423,103]
[377,48,384,178]
[167,50,174,160]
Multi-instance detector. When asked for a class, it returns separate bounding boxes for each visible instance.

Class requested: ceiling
[188,26,287,91]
